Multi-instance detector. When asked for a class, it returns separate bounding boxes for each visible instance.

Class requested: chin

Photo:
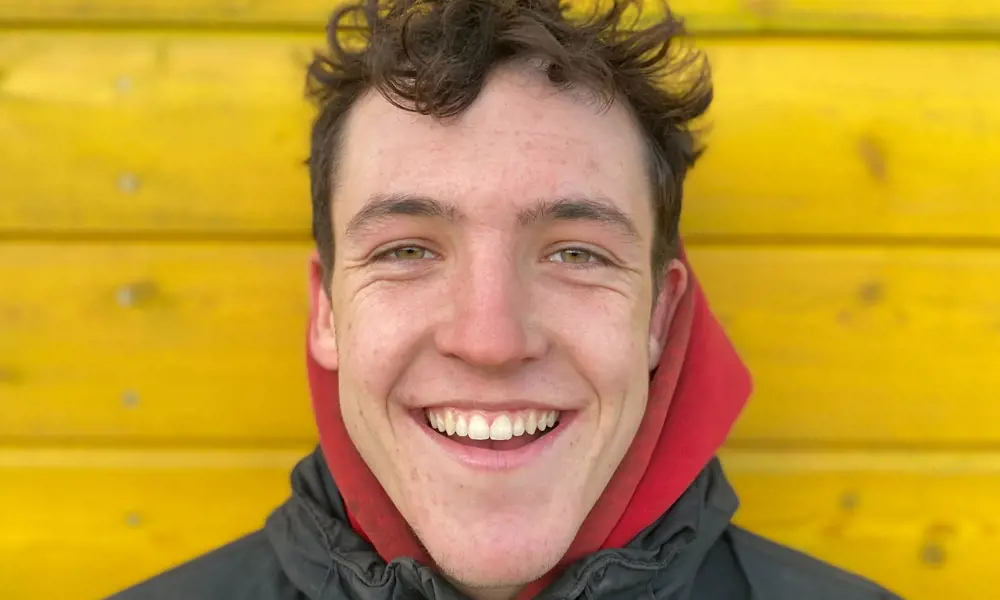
[428,536,569,588]
[416,513,577,591]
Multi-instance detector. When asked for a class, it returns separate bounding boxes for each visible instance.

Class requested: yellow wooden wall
[2,1,999,598]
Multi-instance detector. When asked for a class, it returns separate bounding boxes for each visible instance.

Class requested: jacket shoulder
[106,530,304,600]
[728,525,904,600]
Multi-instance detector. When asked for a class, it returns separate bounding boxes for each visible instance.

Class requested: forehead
[335,66,651,229]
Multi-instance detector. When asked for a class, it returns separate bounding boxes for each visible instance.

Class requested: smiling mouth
[423,408,562,451]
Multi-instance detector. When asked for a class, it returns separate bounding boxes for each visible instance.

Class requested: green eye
[391,246,431,260]
[553,248,595,263]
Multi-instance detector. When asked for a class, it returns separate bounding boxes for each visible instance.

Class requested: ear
[308,252,340,371]
[648,258,689,369]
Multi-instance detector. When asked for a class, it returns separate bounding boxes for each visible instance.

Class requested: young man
[111,0,902,598]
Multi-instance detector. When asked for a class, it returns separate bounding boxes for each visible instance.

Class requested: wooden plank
[1,0,998,35]
[2,448,998,599]
[720,450,1000,600]
[0,243,317,443]
[0,448,306,600]
[1,33,999,238]
[3,242,1000,445]
[676,0,1000,34]
[0,33,315,234]
[0,0,335,27]
[692,245,1000,445]
[686,38,1000,239]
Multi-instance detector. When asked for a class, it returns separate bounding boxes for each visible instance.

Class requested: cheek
[542,291,649,493]
[540,288,648,404]
[336,287,430,409]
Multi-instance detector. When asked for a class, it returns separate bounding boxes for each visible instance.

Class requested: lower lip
[413,411,574,471]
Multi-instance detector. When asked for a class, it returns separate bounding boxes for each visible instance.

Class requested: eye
[546,247,610,266]
[374,245,439,262]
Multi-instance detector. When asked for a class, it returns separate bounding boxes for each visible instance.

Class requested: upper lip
[414,399,576,412]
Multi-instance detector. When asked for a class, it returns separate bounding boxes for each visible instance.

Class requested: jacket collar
[265,447,739,600]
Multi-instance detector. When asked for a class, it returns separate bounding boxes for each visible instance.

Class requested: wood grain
[1,34,998,237]
[2,447,995,599]
[2,0,998,34]
[0,243,315,443]
[3,242,1000,445]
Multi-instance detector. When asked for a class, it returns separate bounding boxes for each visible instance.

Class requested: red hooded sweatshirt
[306,245,752,597]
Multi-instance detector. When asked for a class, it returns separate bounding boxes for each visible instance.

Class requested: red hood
[306,245,752,595]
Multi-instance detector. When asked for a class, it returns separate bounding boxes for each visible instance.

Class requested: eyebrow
[344,193,462,240]
[343,193,638,240]
[517,196,639,239]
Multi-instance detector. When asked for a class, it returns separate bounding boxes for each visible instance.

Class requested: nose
[434,250,548,370]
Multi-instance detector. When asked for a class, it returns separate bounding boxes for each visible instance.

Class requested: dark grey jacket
[109,447,902,600]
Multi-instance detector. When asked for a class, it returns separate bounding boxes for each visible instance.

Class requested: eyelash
[370,244,614,267]
[370,244,440,263]
[547,247,614,267]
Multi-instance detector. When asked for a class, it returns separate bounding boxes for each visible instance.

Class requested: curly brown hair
[306,0,712,291]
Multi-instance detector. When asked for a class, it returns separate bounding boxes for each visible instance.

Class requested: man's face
[312,65,683,594]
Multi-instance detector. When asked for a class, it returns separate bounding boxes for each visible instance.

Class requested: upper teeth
[425,409,560,440]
